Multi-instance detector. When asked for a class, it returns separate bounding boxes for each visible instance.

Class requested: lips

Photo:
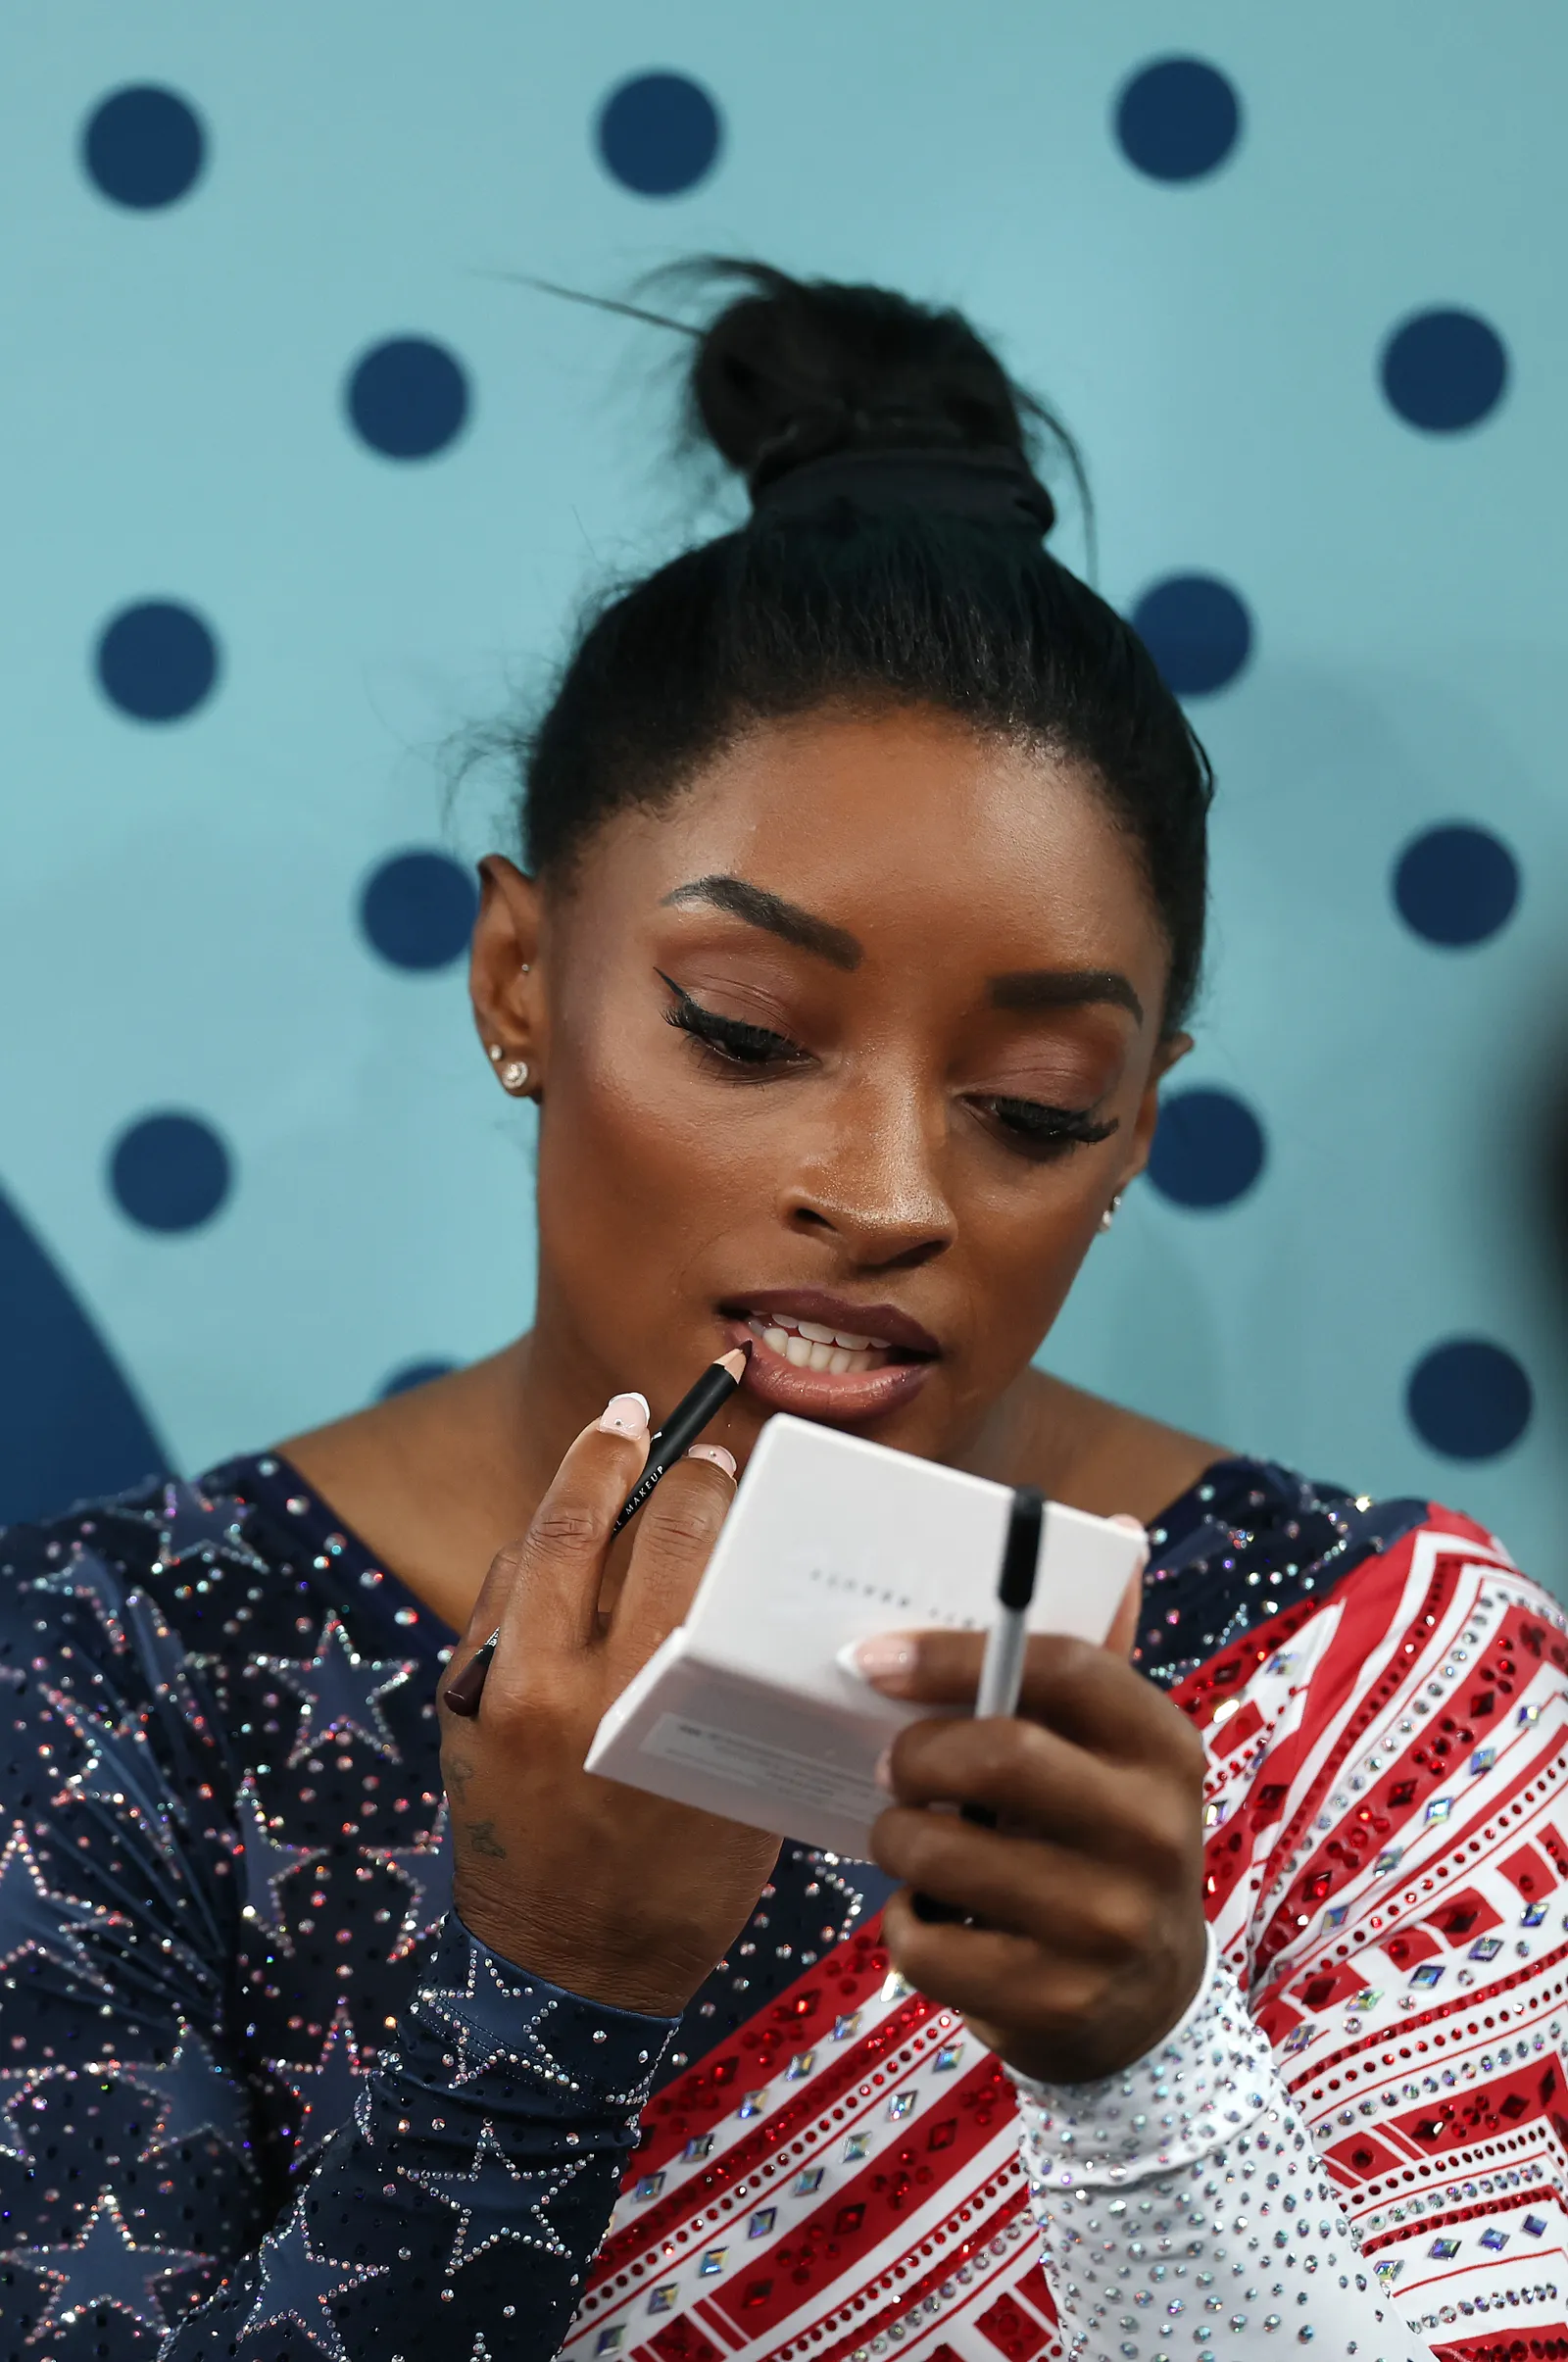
[718,1290,939,1424]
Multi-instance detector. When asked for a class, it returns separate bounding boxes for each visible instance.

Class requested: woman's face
[473,705,1186,1469]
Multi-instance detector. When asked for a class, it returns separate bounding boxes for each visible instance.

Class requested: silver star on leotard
[403,2121,585,2270]
[365,1799,453,1959]
[45,1688,187,1869]
[255,1611,416,1766]
[130,2025,252,2160]
[416,1945,580,2091]
[268,2007,369,2164]
[238,2202,388,2362]
[0,1819,114,1988]
[25,1547,128,1651]
[234,1774,324,1951]
[131,1478,271,1574]
[0,2187,205,2338]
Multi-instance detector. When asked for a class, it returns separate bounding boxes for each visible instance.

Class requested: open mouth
[717,1293,939,1421]
[738,1311,901,1376]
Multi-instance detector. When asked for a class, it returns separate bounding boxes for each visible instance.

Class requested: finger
[883,1713,1133,1850]
[1102,1517,1148,1659]
[464,1395,653,1662]
[878,1896,1095,2034]
[611,1450,737,1665]
[871,1800,1167,1949]
[856,1630,1199,1768]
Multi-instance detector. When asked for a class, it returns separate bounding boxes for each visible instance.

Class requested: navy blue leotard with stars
[0,1451,1418,2357]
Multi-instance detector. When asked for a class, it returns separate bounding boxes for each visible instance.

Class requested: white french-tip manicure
[685,1444,737,1478]
[837,1635,915,1683]
[1106,1510,1152,1570]
[598,1392,651,1438]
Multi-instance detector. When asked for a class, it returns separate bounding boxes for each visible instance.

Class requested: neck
[279,1312,1222,1639]
[279,1305,628,1633]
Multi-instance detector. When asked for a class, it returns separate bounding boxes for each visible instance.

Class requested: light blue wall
[5,4,1566,1583]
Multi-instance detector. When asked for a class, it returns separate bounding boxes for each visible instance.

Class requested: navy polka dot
[1132,574,1253,696]
[82,85,206,210]
[596,72,722,196]
[346,338,469,461]
[95,601,220,722]
[1381,308,1509,433]
[1394,823,1520,948]
[1405,1338,1533,1460]
[360,851,478,972]
[1148,1087,1266,1209]
[1114,58,1241,182]
[377,1359,457,1401]
[109,1112,232,1234]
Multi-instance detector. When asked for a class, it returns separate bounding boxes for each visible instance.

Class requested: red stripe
[710,2055,1012,2337]
[631,1924,898,2177]
[1254,1711,1564,1994]
[1281,1934,1568,2093]
[1360,2181,1564,2259]
[808,2178,1035,2362]
[596,1993,942,2278]
[1253,1553,1475,1975]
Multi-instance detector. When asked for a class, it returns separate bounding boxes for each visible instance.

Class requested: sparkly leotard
[1,1453,1564,2361]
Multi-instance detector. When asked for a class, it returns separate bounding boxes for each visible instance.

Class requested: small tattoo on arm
[444,1755,476,1798]
[466,1819,507,1858]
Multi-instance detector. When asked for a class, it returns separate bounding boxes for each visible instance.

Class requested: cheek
[532,1022,766,1313]
[963,1182,1102,1342]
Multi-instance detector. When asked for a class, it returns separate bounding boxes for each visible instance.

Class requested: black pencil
[442,1342,750,1718]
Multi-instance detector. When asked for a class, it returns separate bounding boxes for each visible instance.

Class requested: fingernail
[685,1444,737,1478]
[848,1634,915,1682]
[873,1745,894,1793]
[598,1392,651,1438]
[1107,1511,1152,1569]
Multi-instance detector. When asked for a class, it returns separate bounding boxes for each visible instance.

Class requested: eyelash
[659,975,1118,1158]
[660,974,809,1072]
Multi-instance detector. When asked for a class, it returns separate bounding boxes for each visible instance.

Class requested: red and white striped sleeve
[1011,1507,1568,2357]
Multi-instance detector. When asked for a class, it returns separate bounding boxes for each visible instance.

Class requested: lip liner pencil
[442,1342,751,1717]
[911,1483,1044,1924]
[609,1342,750,1537]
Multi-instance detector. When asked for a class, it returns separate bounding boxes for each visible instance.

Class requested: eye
[976,1095,1118,1160]
[659,972,810,1077]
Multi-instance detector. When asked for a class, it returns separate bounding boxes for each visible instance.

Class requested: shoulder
[1137,1458,1534,1691]
[2,1470,181,1656]
[0,1457,328,1687]
[1177,1479,1559,1755]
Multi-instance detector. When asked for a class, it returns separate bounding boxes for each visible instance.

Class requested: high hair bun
[686,261,1052,497]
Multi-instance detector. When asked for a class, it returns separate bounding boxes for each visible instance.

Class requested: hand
[864,1631,1207,2083]
[438,1398,780,2017]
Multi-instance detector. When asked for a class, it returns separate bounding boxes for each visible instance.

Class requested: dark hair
[521,263,1212,1030]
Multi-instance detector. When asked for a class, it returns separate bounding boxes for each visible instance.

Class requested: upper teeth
[749,1312,890,1351]
[744,1311,893,1373]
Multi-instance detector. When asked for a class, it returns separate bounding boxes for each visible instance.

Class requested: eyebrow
[989,969,1146,1026]
[662,875,862,970]
[662,876,1143,1022]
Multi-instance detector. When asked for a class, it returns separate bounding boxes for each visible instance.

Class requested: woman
[2,267,1562,2362]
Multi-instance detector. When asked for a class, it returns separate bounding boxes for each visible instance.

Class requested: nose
[780,1072,956,1272]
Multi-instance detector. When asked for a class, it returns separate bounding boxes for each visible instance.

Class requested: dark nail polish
[442,1630,499,1718]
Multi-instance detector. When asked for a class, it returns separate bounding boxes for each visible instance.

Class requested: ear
[1117,1030,1194,1192]
[469,856,543,1079]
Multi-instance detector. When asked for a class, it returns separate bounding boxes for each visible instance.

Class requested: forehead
[574,706,1165,979]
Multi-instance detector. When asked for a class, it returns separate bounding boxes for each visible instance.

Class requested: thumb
[1103,1513,1149,1658]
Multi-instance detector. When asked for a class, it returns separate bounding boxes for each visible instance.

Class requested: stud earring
[500,1059,530,1094]
[1099,1191,1123,1234]
[487,1044,503,1062]
[520,962,531,976]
